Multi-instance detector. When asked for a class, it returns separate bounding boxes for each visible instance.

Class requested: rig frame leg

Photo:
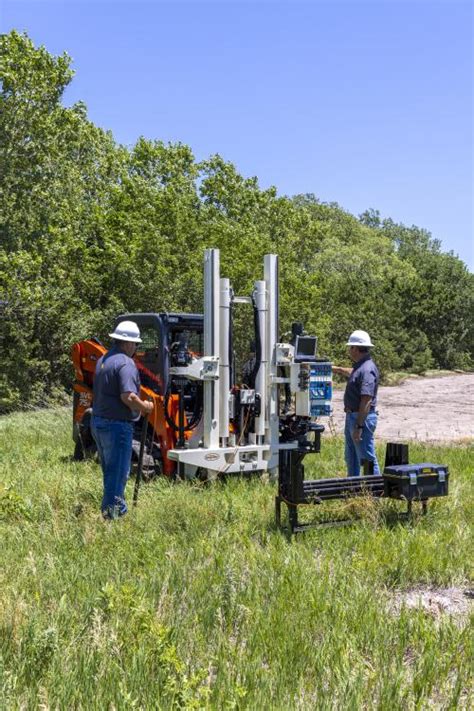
[288,502,299,534]
[275,496,282,528]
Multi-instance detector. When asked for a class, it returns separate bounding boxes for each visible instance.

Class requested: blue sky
[2,0,473,269]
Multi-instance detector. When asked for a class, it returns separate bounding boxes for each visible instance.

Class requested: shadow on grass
[59,454,76,463]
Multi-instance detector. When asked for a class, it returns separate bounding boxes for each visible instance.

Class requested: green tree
[0,31,123,409]
[1,32,472,413]
[379,219,474,369]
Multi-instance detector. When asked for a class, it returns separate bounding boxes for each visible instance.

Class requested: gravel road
[330,373,474,443]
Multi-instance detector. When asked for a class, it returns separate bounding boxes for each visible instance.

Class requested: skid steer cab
[71,312,204,477]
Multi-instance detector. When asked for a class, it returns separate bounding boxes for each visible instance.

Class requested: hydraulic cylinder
[203,249,220,448]
[219,278,231,443]
[254,279,267,439]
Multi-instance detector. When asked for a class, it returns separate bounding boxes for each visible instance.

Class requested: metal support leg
[275,496,281,528]
[407,500,412,517]
[288,503,299,534]
[422,500,428,515]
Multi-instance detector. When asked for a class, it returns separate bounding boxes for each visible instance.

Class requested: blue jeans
[344,412,380,476]
[91,415,133,518]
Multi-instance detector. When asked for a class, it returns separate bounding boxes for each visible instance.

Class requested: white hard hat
[346,330,373,347]
[109,320,142,343]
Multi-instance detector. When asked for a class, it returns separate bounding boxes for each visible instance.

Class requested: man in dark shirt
[91,320,153,519]
[333,330,380,476]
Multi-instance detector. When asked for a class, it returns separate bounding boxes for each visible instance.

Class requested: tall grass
[0,408,473,709]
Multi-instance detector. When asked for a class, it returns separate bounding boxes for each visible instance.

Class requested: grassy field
[0,408,472,709]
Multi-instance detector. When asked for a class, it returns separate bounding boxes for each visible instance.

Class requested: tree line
[1,32,473,412]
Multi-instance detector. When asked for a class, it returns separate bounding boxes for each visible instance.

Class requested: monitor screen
[295,335,317,359]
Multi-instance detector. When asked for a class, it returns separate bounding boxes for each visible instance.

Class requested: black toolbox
[383,463,449,501]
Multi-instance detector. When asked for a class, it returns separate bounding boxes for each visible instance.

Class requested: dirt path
[330,373,474,443]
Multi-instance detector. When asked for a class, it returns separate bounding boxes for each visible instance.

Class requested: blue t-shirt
[343,354,379,411]
[92,346,141,421]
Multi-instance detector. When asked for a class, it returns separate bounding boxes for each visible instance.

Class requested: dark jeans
[91,415,133,518]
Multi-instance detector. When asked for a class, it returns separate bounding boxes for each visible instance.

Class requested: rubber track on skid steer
[131,440,156,477]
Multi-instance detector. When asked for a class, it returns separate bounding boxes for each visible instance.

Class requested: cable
[163,382,204,434]
[229,298,234,388]
[249,294,262,390]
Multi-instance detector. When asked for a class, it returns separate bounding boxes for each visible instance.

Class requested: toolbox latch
[438,470,446,483]
[409,471,417,485]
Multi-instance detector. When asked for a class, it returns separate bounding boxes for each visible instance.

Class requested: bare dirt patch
[330,373,474,443]
[389,586,474,622]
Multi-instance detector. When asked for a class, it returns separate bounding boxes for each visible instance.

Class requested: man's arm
[357,395,372,426]
[332,365,352,378]
[352,395,372,442]
[120,392,153,416]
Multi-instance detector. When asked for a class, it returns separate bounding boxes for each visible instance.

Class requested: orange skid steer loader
[71,312,204,477]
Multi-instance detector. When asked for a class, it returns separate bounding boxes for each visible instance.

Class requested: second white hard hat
[109,320,142,343]
[346,330,373,347]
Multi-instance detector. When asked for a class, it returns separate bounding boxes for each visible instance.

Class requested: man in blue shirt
[333,330,380,476]
[91,320,153,519]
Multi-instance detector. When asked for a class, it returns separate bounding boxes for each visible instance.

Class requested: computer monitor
[295,335,317,361]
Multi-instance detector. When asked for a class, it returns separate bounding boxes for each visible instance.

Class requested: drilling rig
[72,248,449,533]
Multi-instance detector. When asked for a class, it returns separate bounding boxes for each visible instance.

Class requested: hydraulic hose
[249,294,262,390]
[229,299,234,388]
[164,381,203,432]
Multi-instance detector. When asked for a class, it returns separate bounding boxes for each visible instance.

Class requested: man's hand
[333,365,352,378]
[142,400,154,416]
[121,392,154,416]
[352,426,362,443]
